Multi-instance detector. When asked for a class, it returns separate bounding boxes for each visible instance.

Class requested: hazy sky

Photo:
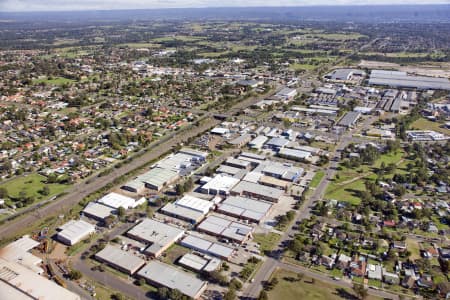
[0,0,447,12]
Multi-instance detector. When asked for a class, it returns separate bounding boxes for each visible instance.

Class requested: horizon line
[1,3,449,13]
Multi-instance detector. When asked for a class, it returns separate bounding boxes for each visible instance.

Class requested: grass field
[117,42,160,48]
[0,173,68,202]
[310,171,325,188]
[325,150,406,205]
[410,117,450,135]
[253,232,281,254]
[405,238,421,261]
[289,63,316,71]
[33,76,75,85]
[268,269,380,300]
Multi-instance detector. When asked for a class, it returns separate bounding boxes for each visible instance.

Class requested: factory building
[126,218,184,257]
[95,245,146,275]
[137,261,208,299]
[56,220,96,246]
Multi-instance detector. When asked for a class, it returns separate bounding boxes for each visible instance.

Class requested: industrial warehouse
[161,194,214,224]
[126,218,185,257]
[137,261,208,299]
[368,69,450,90]
[95,245,146,275]
[56,220,96,246]
[197,215,254,244]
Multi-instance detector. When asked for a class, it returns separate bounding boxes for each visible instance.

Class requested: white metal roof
[97,192,140,209]
[57,220,95,245]
[0,257,81,300]
[175,195,214,214]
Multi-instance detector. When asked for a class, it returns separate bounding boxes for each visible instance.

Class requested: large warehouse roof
[369,69,450,90]
[218,196,272,222]
[0,257,81,300]
[200,174,240,195]
[161,203,205,224]
[197,215,253,243]
[176,195,214,214]
[180,235,234,259]
[95,245,146,275]
[139,167,179,190]
[127,219,184,255]
[137,261,207,299]
[231,181,284,202]
[82,202,115,220]
[0,236,42,274]
[56,220,95,246]
[97,192,144,209]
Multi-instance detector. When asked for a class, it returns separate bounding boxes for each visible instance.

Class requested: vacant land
[33,76,75,85]
[268,269,380,300]
[411,117,450,135]
[310,171,325,188]
[0,173,68,201]
[253,232,281,254]
[325,150,406,205]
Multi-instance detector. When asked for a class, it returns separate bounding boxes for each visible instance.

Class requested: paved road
[0,117,220,241]
[241,115,398,299]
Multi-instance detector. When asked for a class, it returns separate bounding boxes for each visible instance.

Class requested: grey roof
[337,111,361,127]
[161,203,206,223]
[278,148,311,160]
[197,215,253,242]
[180,235,234,259]
[217,165,243,176]
[232,181,284,200]
[266,137,289,148]
[218,196,272,222]
[139,167,179,189]
[369,70,450,90]
[95,245,146,274]
[137,261,207,299]
[127,219,184,253]
[82,202,115,220]
[178,253,208,271]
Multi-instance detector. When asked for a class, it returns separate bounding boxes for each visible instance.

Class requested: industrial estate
[0,5,449,300]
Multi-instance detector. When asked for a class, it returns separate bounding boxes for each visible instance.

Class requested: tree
[117,206,126,218]
[258,290,268,300]
[41,185,50,196]
[0,187,8,199]
[157,287,169,299]
[223,288,236,300]
[352,283,368,300]
[229,278,243,290]
[111,293,124,300]
[68,269,82,280]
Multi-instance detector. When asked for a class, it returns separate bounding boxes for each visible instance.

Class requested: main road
[241,115,400,300]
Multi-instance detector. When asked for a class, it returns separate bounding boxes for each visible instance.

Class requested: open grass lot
[117,42,161,48]
[410,117,450,135]
[0,173,68,201]
[253,232,281,254]
[325,150,407,205]
[289,63,316,71]
[310,171,325,188]
[406,238,421,260]
[325,178,366,205]
[161,244,190,265]
[268,269,380,300]
[33,76,76,85]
